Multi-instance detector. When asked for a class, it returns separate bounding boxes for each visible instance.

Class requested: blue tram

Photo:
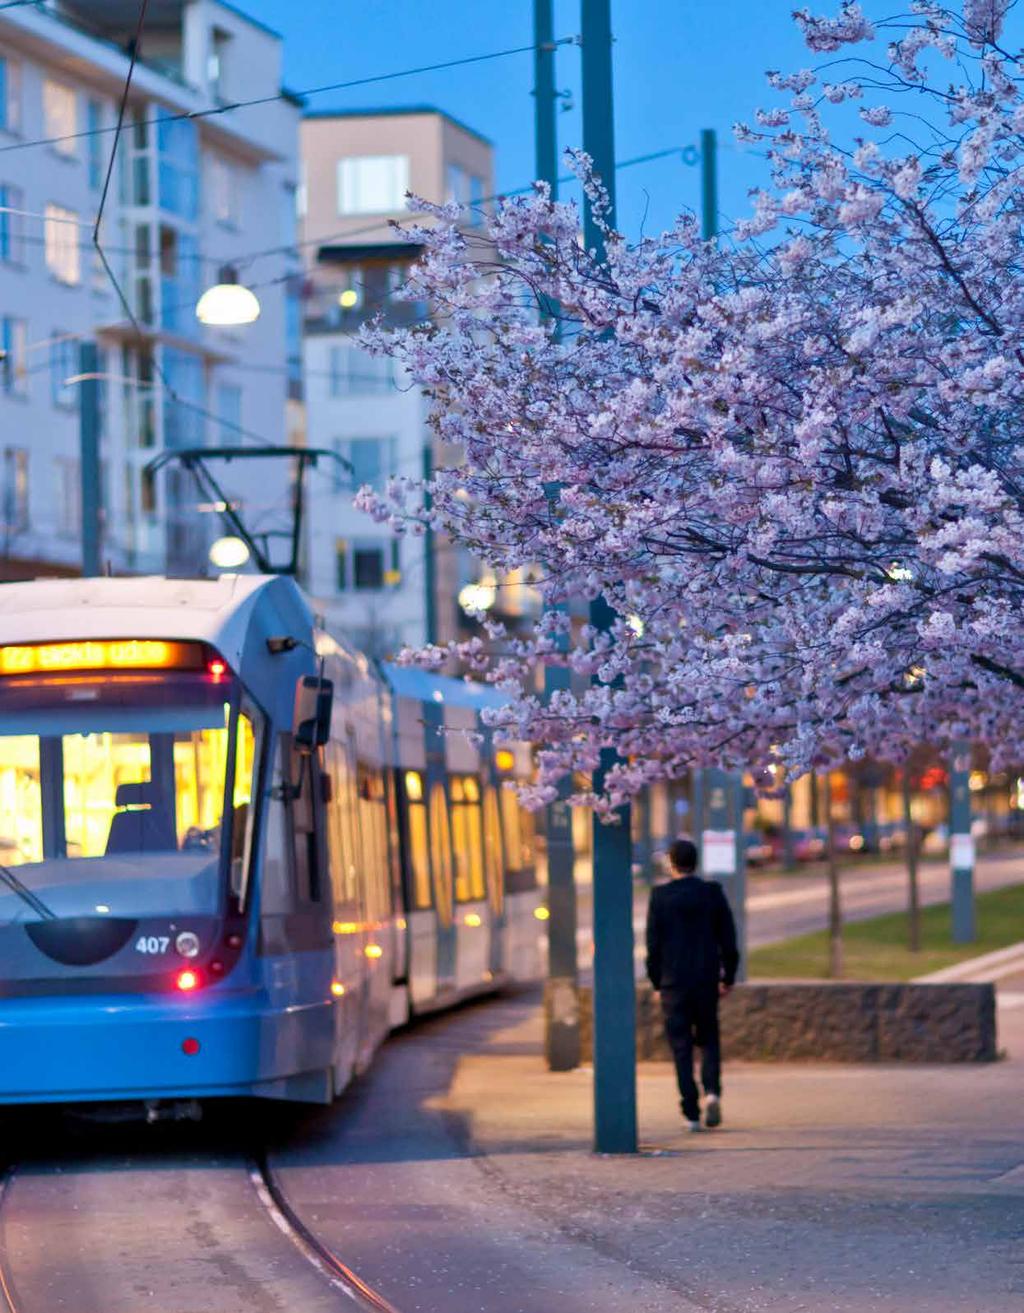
[0,574,542,1106]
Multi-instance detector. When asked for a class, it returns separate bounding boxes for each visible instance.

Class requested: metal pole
[422,445,437,645]
[79,340,101,577]
[950,742,976,942]
[536,0,580,1073]
[700,128,718,241]
[824,773,843,978]
[534,0,558,200]
[581,0,637,1155]
[702,767,745,976]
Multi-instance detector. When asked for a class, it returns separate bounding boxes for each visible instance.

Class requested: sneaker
[704,1094,722,1129]
[686,1118,702,1132]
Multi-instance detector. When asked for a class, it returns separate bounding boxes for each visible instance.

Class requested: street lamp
[458,575,497,614]
[209,535,250,570]
[196,266,261,326]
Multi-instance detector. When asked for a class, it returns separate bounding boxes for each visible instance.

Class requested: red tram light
[182,1037,200,1055]
[176,968,200,992]
[207,658,228,680]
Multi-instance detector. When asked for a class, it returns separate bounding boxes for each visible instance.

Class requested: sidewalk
[431,988,1024,1313]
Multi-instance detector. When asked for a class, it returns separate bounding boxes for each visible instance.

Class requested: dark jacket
[645,876,739,991]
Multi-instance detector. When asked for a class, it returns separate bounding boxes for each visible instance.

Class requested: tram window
[429,780,453,926]
[0,735,42,866]
[450,774,485,902]
[324,740,358,905]
[403,770,431,909]
[229,711,258,902]
[483,784,504,916]
[357,765,386,918]
[499,783,522,869]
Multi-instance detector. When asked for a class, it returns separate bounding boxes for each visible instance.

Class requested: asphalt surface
[745,846,1024,947]
[268,1000,690,1313]
[571,846,1024,968]
[266,984,1024,1313]
[0,1111,341,1313]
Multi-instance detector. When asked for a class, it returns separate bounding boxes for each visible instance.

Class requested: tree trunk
[824,773,843,979]
[903,772,921,952]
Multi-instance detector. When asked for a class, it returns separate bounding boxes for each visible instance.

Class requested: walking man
[645,837,739,1131]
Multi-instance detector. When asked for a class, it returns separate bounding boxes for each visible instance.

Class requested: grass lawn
[748,881,1024,981]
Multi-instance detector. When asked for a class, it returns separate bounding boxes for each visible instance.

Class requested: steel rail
[249,1153,400,1313]
[0,1167,20,1313]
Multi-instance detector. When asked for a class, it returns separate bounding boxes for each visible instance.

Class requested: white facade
[0,0,301,578]
[303,331,431,656]
[301,109,494,658]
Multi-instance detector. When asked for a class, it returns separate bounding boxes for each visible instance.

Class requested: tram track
[0,1146,398,1313]
[0,1166,17,1313]
[249,1152,400,1313]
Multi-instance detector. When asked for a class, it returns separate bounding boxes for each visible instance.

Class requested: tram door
[423,698,456,994]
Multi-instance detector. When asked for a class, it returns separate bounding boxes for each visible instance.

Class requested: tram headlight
[176,931,200,958]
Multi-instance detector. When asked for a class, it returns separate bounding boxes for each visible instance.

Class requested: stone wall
[549,981,997,1064]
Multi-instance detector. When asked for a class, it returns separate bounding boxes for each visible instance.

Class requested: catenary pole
[581,0,638,1155]
[535,0,581,1073]
[700,128,718,242]
[696,131,750,965]
[79,340,101,577]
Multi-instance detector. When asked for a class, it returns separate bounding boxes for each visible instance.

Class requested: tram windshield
[0,671,258,925]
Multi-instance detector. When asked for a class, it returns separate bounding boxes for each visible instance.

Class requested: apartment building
[0,0,301,578]
[300,107,494,657]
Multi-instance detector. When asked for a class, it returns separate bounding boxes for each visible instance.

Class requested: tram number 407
[135,936,170,954]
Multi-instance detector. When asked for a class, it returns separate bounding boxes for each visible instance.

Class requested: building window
[0,184,23,263]
[43,79,77,158]
[50,333,77,409]
[216,382,242,446]
[446,163,469,206]
[55,456,81,537]
[285,279,302,400]
[86,99,104,188]
[1,317,27,396]
[0,57,21,135]
[334,539,347,591]
[45,204,81,284]
[140,465,157,514]
[327,343,395,396]
[352,542,385,590]
[208,27,231,101]
[469,174,486,226]
[4,447,28,532]
[337,155,409,216]
[162,346,204,449]
[209,155,240,227]
[159,224,200,336]
[339,436,396,493]
[157,118,199,221]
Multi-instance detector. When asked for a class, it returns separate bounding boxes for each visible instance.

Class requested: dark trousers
[660,986,721,1121]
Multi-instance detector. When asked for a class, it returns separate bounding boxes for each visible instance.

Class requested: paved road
[0,1111,341,1313]
[745,846,1024,947]
[569,847,1024,962]
[271,985,1024,1313]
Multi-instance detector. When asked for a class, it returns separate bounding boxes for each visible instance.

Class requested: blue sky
[244,0,812,239]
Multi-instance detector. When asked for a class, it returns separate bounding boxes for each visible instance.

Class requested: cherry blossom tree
[359,0,1024,811]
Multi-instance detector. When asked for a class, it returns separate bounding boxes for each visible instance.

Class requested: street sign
[702,829,737,876]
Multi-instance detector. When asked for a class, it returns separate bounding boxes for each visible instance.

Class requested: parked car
[744,832,776,866]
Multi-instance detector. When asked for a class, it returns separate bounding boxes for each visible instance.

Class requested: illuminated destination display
[0,639,206,676]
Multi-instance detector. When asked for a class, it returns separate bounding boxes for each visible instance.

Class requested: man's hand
[719,982,732,998]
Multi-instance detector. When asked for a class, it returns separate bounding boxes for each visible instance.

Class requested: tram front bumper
[0,988,334,1104]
